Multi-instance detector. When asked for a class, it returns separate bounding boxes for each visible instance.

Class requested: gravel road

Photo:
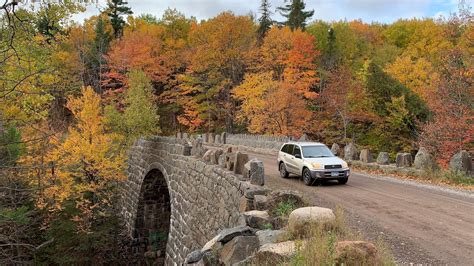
[245,151,474,265]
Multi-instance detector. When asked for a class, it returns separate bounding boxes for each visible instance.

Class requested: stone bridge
[120,135,267,265]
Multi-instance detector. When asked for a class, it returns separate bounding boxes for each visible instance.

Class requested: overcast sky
[67,0,471,24]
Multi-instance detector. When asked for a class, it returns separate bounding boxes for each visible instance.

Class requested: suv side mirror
[295,153,301,159]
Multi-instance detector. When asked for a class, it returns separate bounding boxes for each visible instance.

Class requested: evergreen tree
[277,0,314,31]
[257,0,273,41]
[106,0,132,38]
[85,16,112,92]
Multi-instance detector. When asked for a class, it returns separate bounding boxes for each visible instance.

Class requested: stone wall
[121,136,264,265]
[226,134,290,151]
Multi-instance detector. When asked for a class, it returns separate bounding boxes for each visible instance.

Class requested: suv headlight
[341,161,348,168]
[311,162,323,170]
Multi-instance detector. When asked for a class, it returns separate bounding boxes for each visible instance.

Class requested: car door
[289,145,304,175]
[281,144,295,172]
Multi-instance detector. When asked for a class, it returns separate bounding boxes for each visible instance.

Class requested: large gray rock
[220,236,259,266]
[376,152,390,165]
[396,153,412,167]
[217,225,255,244]
[208,133,215,144]
[414,147,435,170]
[288,207,335,235]
[244,159,265,186]
[185,250,204,264]
[256,230,287,246]
[241,210,271,229]
[202,133,209,143]
[254,195,269,210]
[202,150,213,162]
[221,132,227,144]
[299,133,308,141]
[254,241,297,264]
[215,134,221,144]
[331,143,340,156]
[359,149,373,163]
[233,152,250,175]
[344,143,359,161]
[449,150,472,174]
[211,149,223,165]
[191,137,203,156]
[177,132,182,139]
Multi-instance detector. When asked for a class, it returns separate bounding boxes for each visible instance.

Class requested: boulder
[414,147,435,170]
[220,236,259,266]
[218,153,226,167]
[233,152,250,175]
[449,150,472,174]
[191,137,203,156]
[241,210,271,229]
[211,149,223,165]
[244,159,265,186]
[256,230,287,246]
[208,133,215,144]
[215,134,221,144]
[177,132,182,139]
[239,196,254,212]
[254,195,269,210]
[376,152,390,165]
[244,187,270,199]
[359,149,373,163]
[396,153,412,167]
[185,250,204,264]
[288,207,335,235]
[254,241,297,264]
[331,143,340,156]
[335,241,378,265]
[202,235,221,252]
[202,133,209,143]
[299,133,308,141]
[202,150,213,162]
[344,143,359,161]
[217,225,255,244]
[221,132,227,144]
[266,190,305,217]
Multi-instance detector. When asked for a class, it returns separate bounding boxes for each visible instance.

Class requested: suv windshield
[302,145,334,158]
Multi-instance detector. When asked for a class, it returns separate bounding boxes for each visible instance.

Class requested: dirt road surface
[245,151,474,265]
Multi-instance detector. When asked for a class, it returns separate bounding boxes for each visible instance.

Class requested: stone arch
[133,165,171,264]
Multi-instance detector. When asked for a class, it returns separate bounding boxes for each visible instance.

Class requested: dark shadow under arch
[134,168,171,264]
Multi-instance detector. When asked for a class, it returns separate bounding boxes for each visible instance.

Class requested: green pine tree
[277,0,314,31]
[106,0,133,38]
[257,0,273,42]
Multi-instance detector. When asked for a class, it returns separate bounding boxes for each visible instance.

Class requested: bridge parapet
[121,136,266,264]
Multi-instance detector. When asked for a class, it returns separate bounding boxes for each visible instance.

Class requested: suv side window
[281,144,289,153]
[293,146,301,157]
[286,144,294,155]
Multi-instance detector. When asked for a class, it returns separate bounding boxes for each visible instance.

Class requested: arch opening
[134,168,171,264]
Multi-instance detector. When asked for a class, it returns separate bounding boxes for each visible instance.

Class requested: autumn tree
[105,70,160,143]
[277,0,314,31]
[177,12,256,132]
[233,27,319,137]
[106,0,132,38]
[419,49,473,167]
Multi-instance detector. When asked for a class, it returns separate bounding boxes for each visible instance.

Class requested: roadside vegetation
[290,207,396,266]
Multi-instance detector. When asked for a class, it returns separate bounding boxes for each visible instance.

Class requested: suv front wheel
[302,168,314,186]
[279,162,289,178]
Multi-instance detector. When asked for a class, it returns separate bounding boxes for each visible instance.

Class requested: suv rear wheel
[279,162,289,178]
[302,168,313,186]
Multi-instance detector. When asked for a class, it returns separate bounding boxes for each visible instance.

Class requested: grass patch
[289,206,396,266]
[274,200,297,218]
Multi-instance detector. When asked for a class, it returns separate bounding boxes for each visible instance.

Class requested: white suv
[278,142,350,185]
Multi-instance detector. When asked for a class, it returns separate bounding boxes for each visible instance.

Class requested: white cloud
[63,0,471,24]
